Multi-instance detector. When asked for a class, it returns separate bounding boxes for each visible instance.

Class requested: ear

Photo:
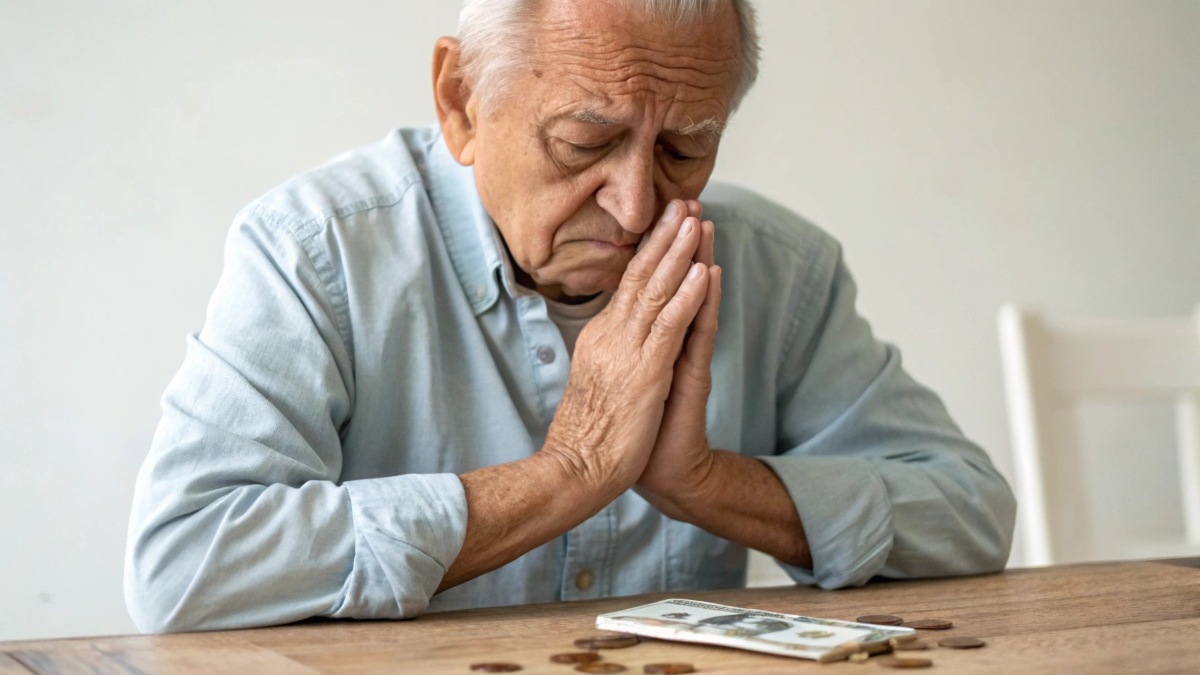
[432,36,478,166]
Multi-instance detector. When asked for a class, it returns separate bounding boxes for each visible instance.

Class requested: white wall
[1,0,1196,641]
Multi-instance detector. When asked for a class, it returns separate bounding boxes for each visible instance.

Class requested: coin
[938,636,987,649]
[876,656,933,669]
[551,653,602,664]
[574,634,640,650]
[575,663,627,674]
[469,664,522,672]
[819,642,864,663]
[860,641,892,655]
[902,619,953,630]
[856,614,904,626]
[643,664,696,674]
[889,634,919,645]
[849,653,870,663]
[892,640,930,651]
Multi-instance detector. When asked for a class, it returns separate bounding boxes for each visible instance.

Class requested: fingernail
[688,263,703,280]
[662,201,680,222]
[679,218,694,238]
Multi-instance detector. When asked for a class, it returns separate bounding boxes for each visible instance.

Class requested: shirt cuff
[758,455,893,589]
[336,473,467,618]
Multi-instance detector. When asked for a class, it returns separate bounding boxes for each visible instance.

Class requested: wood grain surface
[3,559,1197,674]
[0,653,32,675]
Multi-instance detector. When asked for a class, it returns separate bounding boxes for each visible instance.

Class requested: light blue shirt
[125,126,1016,633]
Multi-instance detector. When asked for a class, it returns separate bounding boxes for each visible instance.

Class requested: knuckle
[647,320,677,348]
[636,283,670,311]
[649,307,686,342]
[625,257,652,280]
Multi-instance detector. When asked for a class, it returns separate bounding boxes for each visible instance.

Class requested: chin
[557,269,624,298]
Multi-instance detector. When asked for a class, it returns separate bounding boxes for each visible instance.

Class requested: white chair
[997,303,1200,566]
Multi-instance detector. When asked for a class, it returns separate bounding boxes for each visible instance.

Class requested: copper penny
[902,619,954,630]
[575,664,627,674]
[939,636,987,649]
[857,614,904,626]
[643,664,697,674]
[892,640,930,651]
[573,634,640,650]
[876,656,933,669]
[551,652,602,664]
[469,664,522,673]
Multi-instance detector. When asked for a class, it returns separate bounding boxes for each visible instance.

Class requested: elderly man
[126,0,1015,633]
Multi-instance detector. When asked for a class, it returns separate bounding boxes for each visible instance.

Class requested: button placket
[561,503,614,601]
[518,295,569,425]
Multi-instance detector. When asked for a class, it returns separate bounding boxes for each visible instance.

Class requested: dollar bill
[596,598,915,662]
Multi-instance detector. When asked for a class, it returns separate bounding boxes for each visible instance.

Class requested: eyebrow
[568,110,726,139]
[673,117,726,139]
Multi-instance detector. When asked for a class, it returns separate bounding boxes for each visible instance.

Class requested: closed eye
[657,142,698,162]
[569,142,611,152]
[548,137,617,170]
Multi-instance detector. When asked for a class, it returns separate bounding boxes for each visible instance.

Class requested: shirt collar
[420,125,509,316]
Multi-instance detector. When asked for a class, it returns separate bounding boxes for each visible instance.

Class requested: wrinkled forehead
[525,0,742,115]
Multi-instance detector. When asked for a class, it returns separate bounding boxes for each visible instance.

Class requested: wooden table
[3,558,1197,674]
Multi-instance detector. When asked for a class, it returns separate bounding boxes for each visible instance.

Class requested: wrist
[537,432,633,506]
[637,449,719,522]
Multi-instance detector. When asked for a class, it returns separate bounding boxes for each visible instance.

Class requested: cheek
[515,219,562,267]
[471,129,610,270]
[667,157,719,198]
[512,186,600,266]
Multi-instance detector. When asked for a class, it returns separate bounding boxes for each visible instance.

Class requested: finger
[696,219,715,268]
[681,265,721,373]
[686,199,703,220]
[635,199,684,255]
[616,200,687,309]
[646,262,709,354]
[631,217,703,335]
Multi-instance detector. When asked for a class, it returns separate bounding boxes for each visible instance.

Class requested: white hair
[457,0,760,115]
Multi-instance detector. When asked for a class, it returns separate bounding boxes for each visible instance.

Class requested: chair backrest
[997,304,1200,566]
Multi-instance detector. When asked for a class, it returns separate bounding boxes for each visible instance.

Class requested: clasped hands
[544,198,722,513]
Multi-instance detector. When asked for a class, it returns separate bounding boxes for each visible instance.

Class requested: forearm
[438,451,619,592]
[639,450,813,569]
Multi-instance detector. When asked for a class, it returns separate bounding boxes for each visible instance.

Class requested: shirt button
[575,569,594,591]
[536,345,556,364]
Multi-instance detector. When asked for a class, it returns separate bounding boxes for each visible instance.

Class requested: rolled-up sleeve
[124,210,467,633]
[760,249,1016,589]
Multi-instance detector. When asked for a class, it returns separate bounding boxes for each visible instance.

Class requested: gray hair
[457,0,760,115]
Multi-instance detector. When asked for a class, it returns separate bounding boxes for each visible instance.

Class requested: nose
[594,145,659,234]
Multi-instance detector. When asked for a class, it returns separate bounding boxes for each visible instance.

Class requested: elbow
[124,516,223,634]
[957,470,1018,574]
[887,469,1018,580]
[124,555,205,634]
[982,481,1018,571]
[125,582,191,634]
[127,606,193,636]
[942,455,1018,574]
